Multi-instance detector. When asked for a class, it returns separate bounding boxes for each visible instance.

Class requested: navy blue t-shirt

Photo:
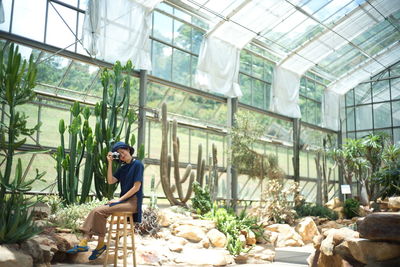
[113,159,144,223]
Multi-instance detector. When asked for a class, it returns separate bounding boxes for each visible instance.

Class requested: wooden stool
[103,212,137,267]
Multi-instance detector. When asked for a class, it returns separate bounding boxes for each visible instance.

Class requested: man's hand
[107,152,113,163]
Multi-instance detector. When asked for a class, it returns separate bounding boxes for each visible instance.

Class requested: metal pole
[138,70,147,155]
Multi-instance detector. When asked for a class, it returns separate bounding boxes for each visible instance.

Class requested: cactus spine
[93,60,138,200]
[160,103,195,206]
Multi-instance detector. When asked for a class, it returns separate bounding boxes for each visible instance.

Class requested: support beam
[293,118,301,188]
[138,70,148,155]
[227,97,238,211]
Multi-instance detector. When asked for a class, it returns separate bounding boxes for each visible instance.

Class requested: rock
[346,238,400,264]
[175,219,216,231]
[388,197,400,210]
[357,212,400,242]
[0,245,33,267]
[158,208,190,227]
[256,229,278,246]
[201,237,210,249]
[265,224,304,247]
[234,254,248,264]
[325,197,342,210]
[320,232,334,256]
[295,217,320,244]
[334,241,364,267]
[207,229,226,248]
[324,228,359,245]
[312,234,324,249]
[333,207,345,219]
[239,234,247,248]
[20,239,43,264]
[168,242,183,252]
[249,244,276,262]
[173,225,206,243]
[317,252,350,267]
[246,230,256,246]
[136,247,162,266]
[174,248,229,266]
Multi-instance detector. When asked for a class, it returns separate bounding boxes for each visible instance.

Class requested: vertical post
[138,70,147,153]
[338,122,344,202]
[293,118,301,202]
[227,97,238,211]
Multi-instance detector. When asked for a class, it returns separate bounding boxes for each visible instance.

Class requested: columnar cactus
[209,143,218,201]
[55,102,94,204]
[196,144,206,187]
[92,60,138,200]
[160,103,195,206]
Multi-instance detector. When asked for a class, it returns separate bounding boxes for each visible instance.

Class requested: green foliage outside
[343,198,360,219]
[0,44,45,244]
[294,201,338,220]
[191,181,212,215]
[203,204,264,256]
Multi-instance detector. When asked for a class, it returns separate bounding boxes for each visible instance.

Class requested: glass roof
[172,0,400,94]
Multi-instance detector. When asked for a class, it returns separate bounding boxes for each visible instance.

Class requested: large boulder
[325,197,342,210]
[207,229,226,248]
[295,217,319,244]
[388,197,400,210]
[172,225,206,243]
[346,238,400,264]
[357,212,400,242]
[265,224,304,247]
[320,228,359,257]
[0,245,33,267]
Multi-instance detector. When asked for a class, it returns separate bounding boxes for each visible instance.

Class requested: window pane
[0,0,12,32]
[253,79,265,109]
[252,55,264,80]
[372,80,390,102]
[192,28,203,54]
[346,89,354,106]
[172,49,190,86]
[240,50,252,74]
[346,107,355,131]
[152,41,172,80]
[46,2,77,51]
[173,20,191,51]
[239,74,251,105]
[373,102,392,129]
[152,11,172,43]
[12,0,46,42]
[393,100,400,127]
[354,83,371,105]
[391,78,400,100]
[265,84,271,110]
[394,128,400,145]
[355,105,372,131]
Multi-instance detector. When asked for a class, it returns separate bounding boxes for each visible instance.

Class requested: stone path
[53,245,312,267]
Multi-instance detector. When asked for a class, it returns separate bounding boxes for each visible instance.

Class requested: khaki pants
[80,196,138,237]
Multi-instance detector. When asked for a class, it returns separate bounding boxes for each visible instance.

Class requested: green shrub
[343,198,360,219]
[50,199,107,233]
[191,181,212,215]
[371,162,400,199]
[294,201,338,220]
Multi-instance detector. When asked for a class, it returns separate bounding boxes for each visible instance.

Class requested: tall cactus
[55,102,93,205]
[160,103,195,206]
[209,143,218,202]
[92,60,138,200]
[196,144,206,187]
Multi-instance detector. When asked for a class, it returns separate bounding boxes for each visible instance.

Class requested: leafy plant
[42,195,63,214]
[50,199,107,233]
[0,43,46,244]
[294,200,338,220]
[191,181,212,215]
[343,198,360,219]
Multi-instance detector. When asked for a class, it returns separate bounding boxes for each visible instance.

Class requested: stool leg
[123,216,128,267]
[129,215,136,267]
[114,215,121,267]
[104,214,114,267]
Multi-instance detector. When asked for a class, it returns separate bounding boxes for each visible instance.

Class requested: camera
[111,152,120,159]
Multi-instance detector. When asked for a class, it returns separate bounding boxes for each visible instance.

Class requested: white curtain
[272,66,301,118]
[82,0,161,70]
[323,90,340,130]
[195,36,242,97]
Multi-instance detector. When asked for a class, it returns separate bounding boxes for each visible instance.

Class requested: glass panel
[265,84,271,110]
[391,62,400,77]
[372,80,390,102]
[373,102,392,129]
[174,8,191,22]
[16,104,38,145]
[147,82,168,108]
[240,50,252,75]
[152,11,173,43]
[393,128,400,145]
[12,0,46,41]
[60,61,98,95]
[239,74,251,105]
[355,104,372,131]
[253,79,265,109]
[346,107,355,131]
[190,129,207,166]
[156,2,173,13]
[354,83,371,104]
[40,106,70,148]
[36,53,71,86]
[173,20,191,51]
[356,130,372,139]
[177,127,190,163]
[300,78,307,96]
[192,28,204,54]
[0,0,12,32]
[393,101,400,127]
[46,2,77,51]
[191,55,198,87]
[152,41,172,80]
[391,78,400,100]
[346,89,354,106]
[300,151,308,177]
[172,49,190,86]
[252,55,264,80]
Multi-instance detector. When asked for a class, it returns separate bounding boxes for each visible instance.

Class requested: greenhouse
[0,0,399,266]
